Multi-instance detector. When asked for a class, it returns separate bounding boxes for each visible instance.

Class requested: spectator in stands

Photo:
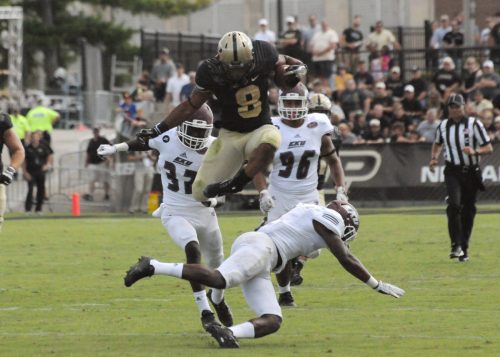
[480,109,495,133]
[301,15,320,68]
[492,116,500,142]
[279,16,304,62]
[340,15,364,68]
[417,108,441,143]
[362,118,385,144]
[369,50,384,82]
[351,110,368,139]
[136,89,155,121]
[443,19,464,71]
[8,102,30,146]
[407,66,429,105]
[180,71,196,103]
[116,92,146,139]
[476,60,500,100]
[385,66,404,98]
[310,20,339,85]
[379,45,394,75]
[431,56,461,101]
[128,151,156,214]
[334,63,353,93]
[353,60,374,93]
[83,127,111,202]
[25,98,60,146]
[369,82,394,115]
[254,18,276,45]
[23,130,53,214]
[427,89,445,117]
[338,122,357,144]
[116,92,137,120]
[389,122,410,143]
[339,79,365,118]
[470,90,493,116]
[150,48,175,102]
[488,13,500,65]
[430,14,451,50]
[401,85,424,121]
[391,102,415,132]
[367,104,391,136]
[366,21,400,52]
[461,57,483,100]
[132,70,153,101]
[165,63,190,113]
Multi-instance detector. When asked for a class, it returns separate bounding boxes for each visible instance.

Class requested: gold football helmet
[217,31,254,81]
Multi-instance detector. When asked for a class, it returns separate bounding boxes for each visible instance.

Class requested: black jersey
[195,40,279,133]
[0,113,13,172]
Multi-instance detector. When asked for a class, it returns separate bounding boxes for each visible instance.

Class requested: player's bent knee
[261,314,282,334]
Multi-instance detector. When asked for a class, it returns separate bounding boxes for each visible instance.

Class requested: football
[274,64,291,88]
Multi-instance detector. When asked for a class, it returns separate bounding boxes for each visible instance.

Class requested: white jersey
[259,203,345,272]
[148,128,215,207]
[269,113,333,194]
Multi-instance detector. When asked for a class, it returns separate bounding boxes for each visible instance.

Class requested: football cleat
[278,292,297,307]
[459,253,469,262]
[200,310,219,331]
[207,289,234,327]
[449,246,464,259]
[124,256,155,287]
[290,259,304,286]
[206,323,239,348]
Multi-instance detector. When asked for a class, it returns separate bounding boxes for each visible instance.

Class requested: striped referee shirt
[435,116,490,166]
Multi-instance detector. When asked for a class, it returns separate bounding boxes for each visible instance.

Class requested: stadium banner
[239,142,500,202]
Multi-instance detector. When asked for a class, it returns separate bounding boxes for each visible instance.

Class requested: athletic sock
[193,290,211,313]
[150,260,183,278]
[278,283,291,294]
[210,288,224,304]
[230,322,255,339]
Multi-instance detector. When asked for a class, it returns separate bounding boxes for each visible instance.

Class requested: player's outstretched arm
[138,89,211,140]
[314,220,405,298]
[97,138,150,157]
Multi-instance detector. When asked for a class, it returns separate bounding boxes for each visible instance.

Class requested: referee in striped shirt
[429,94,493,261]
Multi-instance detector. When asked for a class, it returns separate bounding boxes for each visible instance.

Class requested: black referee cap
[447,93,465,106]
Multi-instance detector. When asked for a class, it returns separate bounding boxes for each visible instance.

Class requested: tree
[13,0,211,89]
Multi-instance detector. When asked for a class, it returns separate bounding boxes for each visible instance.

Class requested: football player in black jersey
[138,31,306,202]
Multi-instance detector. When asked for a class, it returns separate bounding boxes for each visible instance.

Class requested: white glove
[202,198,218,208]
[259,189,274,213]
[152,204,165,218]
[97,144,117,157]
[374,281,405,298]
[336,186,349,202]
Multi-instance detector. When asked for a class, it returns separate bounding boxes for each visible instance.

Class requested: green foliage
[0,211,499,355]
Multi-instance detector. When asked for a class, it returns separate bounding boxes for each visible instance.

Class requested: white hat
[259,18,268,26]
[369,118,381,126]
[404,84,415,93]
[375,82,386,89]
[286,16,295,23]
[391,66,401,74]
[483,60,494,69]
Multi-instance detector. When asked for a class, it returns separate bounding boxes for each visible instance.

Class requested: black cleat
[449,246,464,259]
[278,292,297,307]
[124,256,155,287]
[290,260,304,286]
[207,289,234,327]
[206,323,239,348]
[459,253,469,262]
[200,310,218,331]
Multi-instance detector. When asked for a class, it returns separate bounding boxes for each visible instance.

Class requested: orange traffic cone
[72,192,81,216]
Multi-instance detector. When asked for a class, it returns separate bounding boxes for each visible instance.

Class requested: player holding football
[253,84,347,306]
[137,31,306,202]
[97,104,233,331]
[124,200,405,348]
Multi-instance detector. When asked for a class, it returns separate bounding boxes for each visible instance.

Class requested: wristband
[6,166,16,174]
[115,142,129,152]
[365,276,379,289]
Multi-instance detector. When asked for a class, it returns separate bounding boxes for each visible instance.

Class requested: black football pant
[444,167,478,253]
[25,172,46,212]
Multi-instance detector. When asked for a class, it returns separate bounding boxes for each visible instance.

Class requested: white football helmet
[217,31,254,81]
[326,200,360,242]
[308,93,332,116]
[278,82,309,120]
[177,104,213,150]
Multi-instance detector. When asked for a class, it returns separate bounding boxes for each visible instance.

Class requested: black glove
[0,166,16,185]
[137,126,161,143]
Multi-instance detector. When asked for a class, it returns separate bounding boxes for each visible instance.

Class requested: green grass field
[1,208,499,356]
